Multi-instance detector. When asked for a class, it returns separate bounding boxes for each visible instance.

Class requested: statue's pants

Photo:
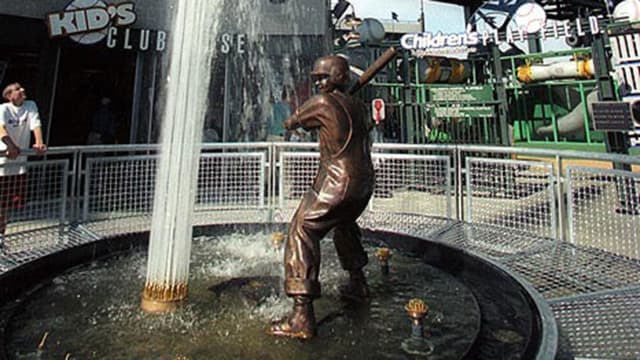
[284,181,372,298]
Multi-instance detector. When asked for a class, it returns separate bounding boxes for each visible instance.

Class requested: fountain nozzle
[401,298,434,356]
[271,232,285,248]
[405,298,429,338]
[140,282,187,313]
[375,247,392,275]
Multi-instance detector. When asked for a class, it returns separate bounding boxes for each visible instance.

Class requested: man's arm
[31,126,47,155]
[0,125,20,159]
[28,102,46,155]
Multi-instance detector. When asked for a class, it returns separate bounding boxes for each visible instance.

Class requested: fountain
[144,0,324,312]
[141,0,220,314]
[0,0,556,358]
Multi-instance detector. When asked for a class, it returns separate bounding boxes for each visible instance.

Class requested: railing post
[267,143,274,222]
[555,154,564,242]
[455,147,464,221]
[70,149,81,224]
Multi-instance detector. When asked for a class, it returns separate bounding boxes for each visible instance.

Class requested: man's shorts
[0,174,27,210]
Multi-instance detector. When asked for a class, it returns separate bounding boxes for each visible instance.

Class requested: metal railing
[1,143,638,253]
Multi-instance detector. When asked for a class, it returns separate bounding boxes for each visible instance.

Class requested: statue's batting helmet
[310,56,350,88]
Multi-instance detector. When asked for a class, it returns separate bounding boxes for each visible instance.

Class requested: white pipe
[518,59,594,83]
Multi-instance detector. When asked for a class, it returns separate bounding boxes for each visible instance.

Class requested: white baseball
[613,0,640,23]
[67,0,109,45]
[514,3,547,34]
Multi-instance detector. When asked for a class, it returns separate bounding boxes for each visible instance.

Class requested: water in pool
[5,229,481,359]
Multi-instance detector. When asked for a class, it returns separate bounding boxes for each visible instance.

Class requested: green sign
[430,105,495,118]
[429,85,494,102]
[428,85,495,118]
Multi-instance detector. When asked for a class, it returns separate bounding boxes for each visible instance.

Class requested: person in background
[372,108,385,143]
[281,89,309,142]
[87,97,118,145]
[268,88,292,142]
[0,82,47,250]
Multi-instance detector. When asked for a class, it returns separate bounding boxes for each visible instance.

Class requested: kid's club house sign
[46,0,167,51]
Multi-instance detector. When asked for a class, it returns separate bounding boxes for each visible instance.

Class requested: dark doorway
[49,46,136,146]
[0,15,47,120]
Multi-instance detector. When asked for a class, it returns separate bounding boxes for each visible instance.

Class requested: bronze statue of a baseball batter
[268,55,375,339]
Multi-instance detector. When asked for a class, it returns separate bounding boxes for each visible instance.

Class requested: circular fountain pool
[0,224,554,359]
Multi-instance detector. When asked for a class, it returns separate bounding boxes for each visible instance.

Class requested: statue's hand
[283,116,297,130]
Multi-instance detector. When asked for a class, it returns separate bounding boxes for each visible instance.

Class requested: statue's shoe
[339,282,370,303]
[267,319,316,339]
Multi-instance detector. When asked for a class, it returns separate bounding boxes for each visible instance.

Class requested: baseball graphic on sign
[67,0,110,44]
[514,2,547,34]
[613,0,640,23]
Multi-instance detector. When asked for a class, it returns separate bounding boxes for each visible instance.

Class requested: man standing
[268,88,292,142]
[87,97,118,145]
[0,83,47,249]
[268,56,374,339]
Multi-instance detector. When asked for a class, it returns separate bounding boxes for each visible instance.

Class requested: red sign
[372,98,385,124]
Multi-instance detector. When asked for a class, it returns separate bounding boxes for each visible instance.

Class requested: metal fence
[466,157,556,238]
[567,166,640,259]
[1,159,68,253]
[1,143,638,255]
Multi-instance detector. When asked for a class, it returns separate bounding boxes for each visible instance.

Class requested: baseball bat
[348,46,398,95]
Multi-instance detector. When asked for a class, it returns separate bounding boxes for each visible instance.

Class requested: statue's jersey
[286,92,375,203]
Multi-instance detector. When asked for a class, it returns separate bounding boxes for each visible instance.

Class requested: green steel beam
[491,44,510,146]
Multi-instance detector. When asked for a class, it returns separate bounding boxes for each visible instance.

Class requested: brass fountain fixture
[375,247,392,275]
[405,298,429,338]
[402,298,434,356]
[271,232,285,248]
[141,282,187,313]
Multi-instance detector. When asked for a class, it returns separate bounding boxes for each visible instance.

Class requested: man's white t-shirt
[0,100,41,176]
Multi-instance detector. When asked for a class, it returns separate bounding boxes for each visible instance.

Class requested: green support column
[527,34,542,54]
[401,50,413,144]
[491,44,511,146]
